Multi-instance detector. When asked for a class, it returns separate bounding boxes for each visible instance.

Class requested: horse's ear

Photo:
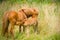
[33,9,38,13]
[32,9,36,12]
[21,9,24,12]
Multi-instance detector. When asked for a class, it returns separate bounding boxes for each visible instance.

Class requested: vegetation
[0,0,60,40]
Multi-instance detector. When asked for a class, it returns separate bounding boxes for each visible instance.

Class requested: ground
[0,0,60,40]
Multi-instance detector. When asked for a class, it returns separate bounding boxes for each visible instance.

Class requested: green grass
[0,0,60,40]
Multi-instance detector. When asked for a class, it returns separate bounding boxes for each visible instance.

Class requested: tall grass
[0,0,60,40]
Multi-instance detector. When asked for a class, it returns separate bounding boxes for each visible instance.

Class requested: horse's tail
[2,12,9,36]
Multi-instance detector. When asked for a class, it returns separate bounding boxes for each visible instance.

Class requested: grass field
[0,0,60,40]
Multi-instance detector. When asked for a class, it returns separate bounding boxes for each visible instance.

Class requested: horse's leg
[2,20,9,40]
[11,24,15,40]
[9,22,15,40]
[5,32,9,40]
[19,25,21,33]
[8,17,16,40]
[23,26,25,33]
[19,25,24,33]
[19,24,27,33]
[21,26,24,33]
[33,21,38,34]
[25,26,30,37]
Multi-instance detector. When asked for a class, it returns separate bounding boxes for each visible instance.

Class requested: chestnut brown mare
[2,10,27,40]
[2,8,38,39]
[20,8,38,36]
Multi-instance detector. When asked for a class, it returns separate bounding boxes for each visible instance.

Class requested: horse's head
[21,8,38,18]
[16,9,27,25]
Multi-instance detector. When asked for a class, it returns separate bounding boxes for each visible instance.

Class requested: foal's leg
[23,26,25,33]
[23,25,30,37]
[19,25,21,33]
[33,21,38,34]
[25,26,30,37]
[19,25,24,33]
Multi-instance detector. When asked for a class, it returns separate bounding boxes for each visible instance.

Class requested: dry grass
[0,0,60,40]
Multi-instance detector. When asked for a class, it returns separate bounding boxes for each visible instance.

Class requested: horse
[20,8,38,36]
[2,10,27,40]
[2,8,38,39]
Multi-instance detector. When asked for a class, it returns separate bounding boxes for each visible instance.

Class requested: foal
[20,8,38,36]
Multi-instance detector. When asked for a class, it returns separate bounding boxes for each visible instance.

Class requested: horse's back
[21,8,38,16]
[8,11,17,19]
